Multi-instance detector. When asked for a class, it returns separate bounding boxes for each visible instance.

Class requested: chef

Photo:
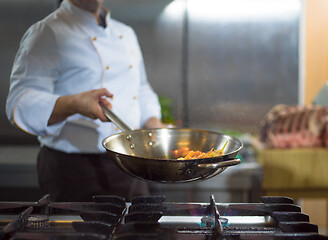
[6,0,167,201]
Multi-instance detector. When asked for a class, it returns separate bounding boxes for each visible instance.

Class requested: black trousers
[37,146,149,202]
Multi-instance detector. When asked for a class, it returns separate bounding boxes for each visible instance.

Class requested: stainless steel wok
[101,104,243,183]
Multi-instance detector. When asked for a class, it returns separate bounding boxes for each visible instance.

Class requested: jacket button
[119,35,123,39]
[129,65,133,69]
[93,37,97,41]
[133,96,137,100]
[106,66,110,70]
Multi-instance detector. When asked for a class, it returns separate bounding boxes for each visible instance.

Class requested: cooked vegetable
[173,141,229,160]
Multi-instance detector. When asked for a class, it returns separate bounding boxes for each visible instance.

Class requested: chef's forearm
[47,95,76,126]
[47,88,113,126]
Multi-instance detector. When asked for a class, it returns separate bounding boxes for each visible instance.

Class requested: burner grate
[0,194,327,240]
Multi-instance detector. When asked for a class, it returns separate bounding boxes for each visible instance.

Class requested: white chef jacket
[6,0,161,153]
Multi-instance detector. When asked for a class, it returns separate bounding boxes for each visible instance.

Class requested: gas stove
[0,194,327,240]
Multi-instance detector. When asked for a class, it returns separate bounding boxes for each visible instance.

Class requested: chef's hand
[143,117,175,129]
[48,88,113,126]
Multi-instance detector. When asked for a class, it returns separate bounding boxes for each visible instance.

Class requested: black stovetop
[0,194,327,240]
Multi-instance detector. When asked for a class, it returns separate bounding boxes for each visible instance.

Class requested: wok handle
[197,159,241,168]
[100,102,132,132]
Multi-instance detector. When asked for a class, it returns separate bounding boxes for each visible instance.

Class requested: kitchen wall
[304,0,328,104]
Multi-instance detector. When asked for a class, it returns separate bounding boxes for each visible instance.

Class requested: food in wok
[173,141,229,160]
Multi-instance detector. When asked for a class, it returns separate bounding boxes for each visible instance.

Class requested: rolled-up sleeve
[6,23,64,136]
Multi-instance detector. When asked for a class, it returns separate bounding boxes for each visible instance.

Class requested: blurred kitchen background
[0,0,327,235]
